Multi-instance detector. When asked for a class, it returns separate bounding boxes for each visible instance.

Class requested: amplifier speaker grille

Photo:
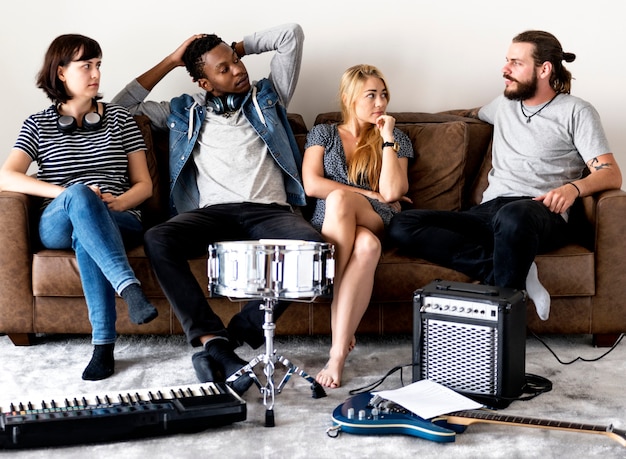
[421,319,499,395]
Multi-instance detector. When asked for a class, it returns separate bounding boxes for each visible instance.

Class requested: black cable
[529,330,625,364]
[348,363,410,395]
[516,373,553,400]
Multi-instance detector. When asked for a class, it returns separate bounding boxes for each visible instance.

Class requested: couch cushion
[32,248,211,298]
[373,243,595,303]
[402,122,470,211]
[401,119,492,211]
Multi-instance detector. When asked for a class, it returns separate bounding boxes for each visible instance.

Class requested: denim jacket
[167,78,306,215]
[111,23,307,216]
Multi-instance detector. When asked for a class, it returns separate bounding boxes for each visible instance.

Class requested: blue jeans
[388,197,570,289]
[144,202,324,348]
[38,184,143,345]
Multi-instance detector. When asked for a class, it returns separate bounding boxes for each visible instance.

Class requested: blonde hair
[339,64,390,191]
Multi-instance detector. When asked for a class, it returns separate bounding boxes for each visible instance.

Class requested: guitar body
[331,393,456,443]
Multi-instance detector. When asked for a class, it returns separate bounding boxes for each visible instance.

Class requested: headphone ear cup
[83,111,103,131]
[57,114,77,133]
[206,96,225,114]
[225,94,245,112]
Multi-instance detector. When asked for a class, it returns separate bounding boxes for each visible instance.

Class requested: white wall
[1,0,624,187]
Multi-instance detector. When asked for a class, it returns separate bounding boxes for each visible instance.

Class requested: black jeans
[387,197,570,289]
[144,202,324,348]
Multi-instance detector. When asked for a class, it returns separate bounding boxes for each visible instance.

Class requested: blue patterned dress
[304,123,413,231]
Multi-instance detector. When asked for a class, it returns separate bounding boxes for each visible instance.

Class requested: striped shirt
[14,103,146,219]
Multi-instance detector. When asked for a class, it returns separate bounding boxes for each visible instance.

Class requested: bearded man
[388,30,622,320]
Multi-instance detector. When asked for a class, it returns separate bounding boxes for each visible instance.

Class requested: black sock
[82,343,115,381]
[204,338,247,377]
[205,338,254,395]
[121,283,158,325]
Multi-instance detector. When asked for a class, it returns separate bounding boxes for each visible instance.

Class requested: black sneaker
[191,350,223,383]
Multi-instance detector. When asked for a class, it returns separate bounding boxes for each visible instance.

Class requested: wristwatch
[382,141,400,152]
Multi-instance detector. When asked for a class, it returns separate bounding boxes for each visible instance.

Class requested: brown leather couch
[2,112,625,346]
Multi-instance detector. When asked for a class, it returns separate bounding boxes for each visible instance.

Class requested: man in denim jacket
[113,23,323,394]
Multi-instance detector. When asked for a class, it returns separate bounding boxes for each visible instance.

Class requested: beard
[503,70,538,101]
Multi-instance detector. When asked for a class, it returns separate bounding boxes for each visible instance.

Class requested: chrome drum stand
[226,296,327,427]
[208,240,334,427]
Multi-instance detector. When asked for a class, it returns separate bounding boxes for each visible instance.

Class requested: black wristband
[567,181,581,197]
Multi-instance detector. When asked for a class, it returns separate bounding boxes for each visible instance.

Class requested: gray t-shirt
[478,93,611,203]
[193,109,287,207]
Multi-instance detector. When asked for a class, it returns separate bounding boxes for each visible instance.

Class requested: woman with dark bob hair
[0,34,157,380]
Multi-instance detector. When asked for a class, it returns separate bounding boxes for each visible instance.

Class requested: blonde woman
[302,64,413,388]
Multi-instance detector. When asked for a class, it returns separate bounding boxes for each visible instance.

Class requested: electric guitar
[328,392,626,447]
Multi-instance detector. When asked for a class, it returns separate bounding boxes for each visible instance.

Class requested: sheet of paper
[373,379,483,420]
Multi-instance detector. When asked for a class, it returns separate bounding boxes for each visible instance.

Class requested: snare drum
[208,239,334,300]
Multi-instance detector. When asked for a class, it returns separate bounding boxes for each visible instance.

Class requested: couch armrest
[586,189,626,331]
[0,191,34,334]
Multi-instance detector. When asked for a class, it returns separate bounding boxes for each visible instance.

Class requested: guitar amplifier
[412,280,527,408]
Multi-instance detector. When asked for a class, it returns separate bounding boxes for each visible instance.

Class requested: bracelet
[567,181,581,197]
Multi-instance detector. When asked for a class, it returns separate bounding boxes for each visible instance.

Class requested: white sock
[526,262,550,320]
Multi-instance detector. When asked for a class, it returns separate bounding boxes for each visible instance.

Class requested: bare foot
[316,338,355,388]
[315,357,345,388]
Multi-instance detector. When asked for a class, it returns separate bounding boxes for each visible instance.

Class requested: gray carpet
[1,332,625,458]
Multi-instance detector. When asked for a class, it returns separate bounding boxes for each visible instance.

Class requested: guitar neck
[444,410,626,447]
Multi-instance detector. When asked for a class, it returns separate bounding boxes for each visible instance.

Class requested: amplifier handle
[435,283,499,296]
